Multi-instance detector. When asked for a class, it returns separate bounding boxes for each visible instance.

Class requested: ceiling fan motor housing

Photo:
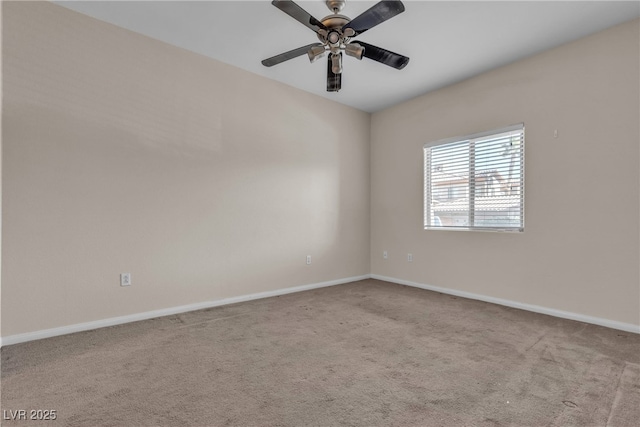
[318,15,350,35]
[317,14,353,57]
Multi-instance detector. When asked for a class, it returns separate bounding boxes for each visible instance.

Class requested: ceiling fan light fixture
[327,31,341,45]
[345,43,364,60]
[308,45,327,63]
[330,53,342,74]
[343,28,356,38]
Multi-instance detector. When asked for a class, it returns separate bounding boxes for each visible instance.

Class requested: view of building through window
[424,126,524,231]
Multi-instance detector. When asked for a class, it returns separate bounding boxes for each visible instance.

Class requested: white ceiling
[56,0,640,113]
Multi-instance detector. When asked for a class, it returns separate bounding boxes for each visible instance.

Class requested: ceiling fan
[261,0,410,92]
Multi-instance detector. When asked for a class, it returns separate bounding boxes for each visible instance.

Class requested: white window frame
[424,124,525,232]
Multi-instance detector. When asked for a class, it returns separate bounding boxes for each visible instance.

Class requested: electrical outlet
[120,273,131,287]
[383,251,388,259]
[408,253,413,262]
[306,255,311,265]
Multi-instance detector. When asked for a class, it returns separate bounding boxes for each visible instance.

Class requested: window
[424,124,524,232]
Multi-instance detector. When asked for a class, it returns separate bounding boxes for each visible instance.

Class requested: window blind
[424,124,525,231]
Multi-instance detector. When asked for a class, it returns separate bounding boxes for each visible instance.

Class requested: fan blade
[271,0,328,33]
[358,41,409,70]
[342,1,405,36]
[262,43,323,67]
[327,53,342,92]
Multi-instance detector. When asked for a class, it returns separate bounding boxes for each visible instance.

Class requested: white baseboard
[3,273,637,346]
[0,275,370,347]
[370,274,640,334]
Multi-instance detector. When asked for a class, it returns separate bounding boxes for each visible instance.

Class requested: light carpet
[1,279,639,426]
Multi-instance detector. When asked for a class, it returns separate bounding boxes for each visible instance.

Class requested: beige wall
[2,2,638,339]
[1,2,370,336]
[371,19,640,327]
